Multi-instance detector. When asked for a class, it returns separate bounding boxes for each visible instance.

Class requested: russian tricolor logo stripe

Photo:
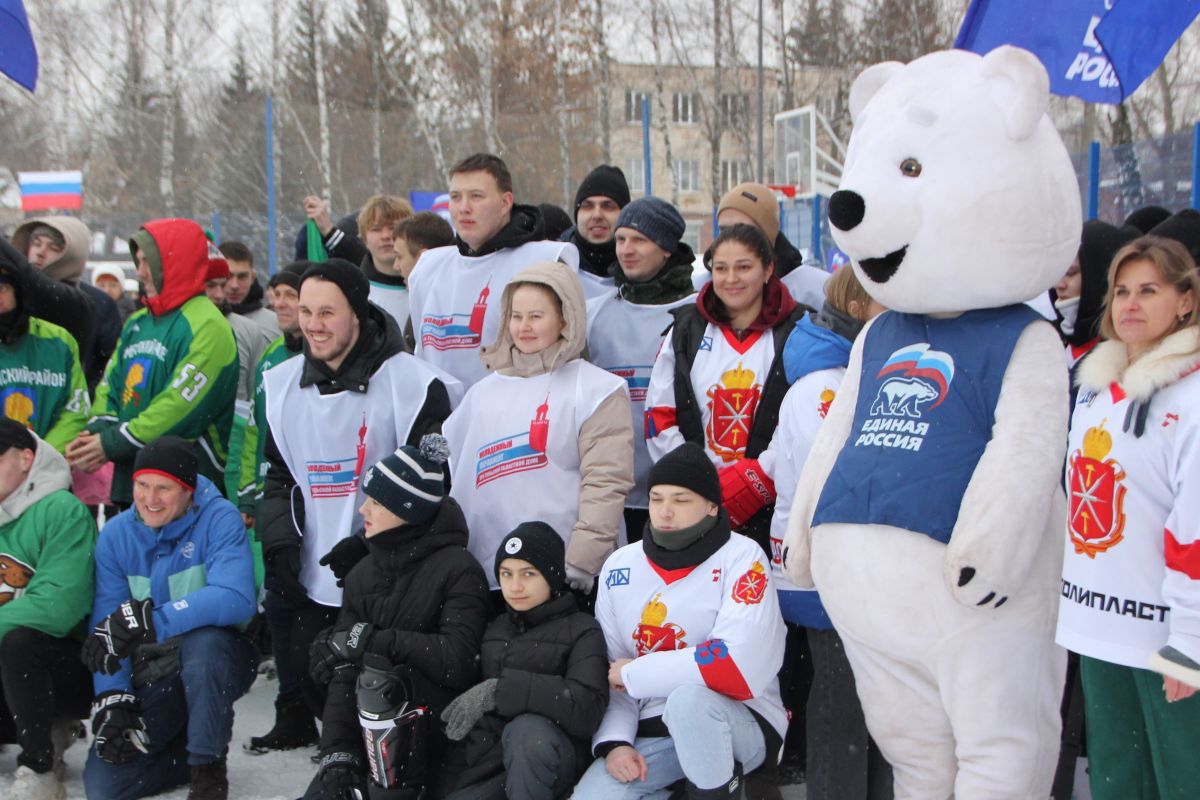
[18,170,83,211]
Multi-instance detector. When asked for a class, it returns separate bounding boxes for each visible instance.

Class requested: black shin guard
[357,655,431,793]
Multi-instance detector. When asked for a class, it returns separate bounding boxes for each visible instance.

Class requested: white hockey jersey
[587,290,694,508]
[768,367,844,626]
[408,241,579,389]
[443,359,627,588]
[1057,362,1200,668]
[592,532,788,750]
[645,323,777,472]
[264,353,461,606]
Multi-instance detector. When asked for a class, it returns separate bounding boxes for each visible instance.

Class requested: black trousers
[0,627,93,772]
[283,599,340,719]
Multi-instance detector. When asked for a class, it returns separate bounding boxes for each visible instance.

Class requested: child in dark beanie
[302,435,490,800]
[437,521,609,800]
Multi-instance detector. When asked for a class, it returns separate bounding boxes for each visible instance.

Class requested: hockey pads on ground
[91,691,151,765]
[82,598,156,675]
[718,459,776,530]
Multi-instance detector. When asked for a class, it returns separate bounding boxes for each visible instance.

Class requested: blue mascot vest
[812,305,1042,544]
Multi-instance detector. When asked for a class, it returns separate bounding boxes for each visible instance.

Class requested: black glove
[319,536,369,587]
[267,546,309,605]
[310,622,376,686]
[303,752,366,800]
[90,691,151,765]
[82,598,156,675]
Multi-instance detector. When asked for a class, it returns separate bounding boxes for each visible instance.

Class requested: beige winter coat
[479,262,634,576]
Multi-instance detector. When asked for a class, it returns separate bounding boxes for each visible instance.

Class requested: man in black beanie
[562,165,632,297]
[258,253,458,729]
[81,435,257,800]
[575,442,787,800]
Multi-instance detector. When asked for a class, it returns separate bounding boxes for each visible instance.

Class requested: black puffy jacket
[318,498,491,755]
[441,591,609,793]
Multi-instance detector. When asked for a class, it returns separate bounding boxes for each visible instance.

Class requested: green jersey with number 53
[90,294,238,504]
[0,316,90,454]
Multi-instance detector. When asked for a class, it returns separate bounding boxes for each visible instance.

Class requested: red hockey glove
[718,459,776,530]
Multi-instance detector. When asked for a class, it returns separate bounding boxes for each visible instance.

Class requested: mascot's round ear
[849,61,903,124]
[980,45,1050,142]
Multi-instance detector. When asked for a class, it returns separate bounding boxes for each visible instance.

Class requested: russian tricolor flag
[19,170,83,211]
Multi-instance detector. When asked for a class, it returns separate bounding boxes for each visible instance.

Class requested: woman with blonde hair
[1056,234,1200,799]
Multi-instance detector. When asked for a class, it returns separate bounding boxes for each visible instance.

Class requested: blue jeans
[573,685,767,798]
[84,627,257,800]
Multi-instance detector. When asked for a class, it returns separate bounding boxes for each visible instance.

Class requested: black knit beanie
[133,436,197,491]
[616,196,686,255]
[300,258,370,323]
[494,521,566,593]
[647,442,721,505]
[361,434,449,525]
[1149,209,1200,267]
[575,165,631,214]
[269,260,312,292]
[1123,205,1172,235]
[0,418,36,455]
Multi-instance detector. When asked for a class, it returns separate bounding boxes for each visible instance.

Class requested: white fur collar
[1076,327,1200,402]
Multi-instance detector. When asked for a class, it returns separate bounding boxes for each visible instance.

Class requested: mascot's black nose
[828,190,866,232]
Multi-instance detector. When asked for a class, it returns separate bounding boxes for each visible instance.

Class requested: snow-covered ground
[0,673,808,799]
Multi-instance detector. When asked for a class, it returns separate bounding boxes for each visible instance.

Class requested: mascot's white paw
[943,548,1012,609]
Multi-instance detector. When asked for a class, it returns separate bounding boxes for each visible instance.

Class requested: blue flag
[955,0,1200,104]
[0,0,37,91]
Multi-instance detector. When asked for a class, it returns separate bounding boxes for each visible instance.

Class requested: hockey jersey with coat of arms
[1056,339,1200,670]
[592,529,788,751]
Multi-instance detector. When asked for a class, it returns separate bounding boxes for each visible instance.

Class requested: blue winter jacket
[90,475,256,695]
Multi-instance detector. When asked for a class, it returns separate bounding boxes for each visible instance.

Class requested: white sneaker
[49,718,86,782]
[8,765,65,800]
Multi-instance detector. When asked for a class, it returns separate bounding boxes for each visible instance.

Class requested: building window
[721,93,750,127]
[626,158,645,193]
[625,89,650,123]
[721,160,750,191]
[673,92,700,124]
[674,159,700,193]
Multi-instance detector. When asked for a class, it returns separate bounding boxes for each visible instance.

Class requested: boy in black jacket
[439,522,609,800]
[303,435,490,800]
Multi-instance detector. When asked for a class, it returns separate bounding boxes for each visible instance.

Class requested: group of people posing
[0,151,1198,800]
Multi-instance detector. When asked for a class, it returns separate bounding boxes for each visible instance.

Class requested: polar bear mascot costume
[782,46,1080,799]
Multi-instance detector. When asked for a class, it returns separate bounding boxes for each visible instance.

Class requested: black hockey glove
[266,545,309,605]
[310,622,376,685]
[319,536,369,587]
[303,752,366,800]
[82,598,156,674]
[91,691,151,765]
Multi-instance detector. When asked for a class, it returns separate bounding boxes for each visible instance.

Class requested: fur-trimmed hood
[1076,327,1200,403]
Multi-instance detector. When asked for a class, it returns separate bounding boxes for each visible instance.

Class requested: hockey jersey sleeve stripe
[647,407,677,438]
[694,638,753,701]
[1164,528,1200,580]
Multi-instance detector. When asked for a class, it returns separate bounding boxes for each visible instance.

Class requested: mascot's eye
[900,158,922,178]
